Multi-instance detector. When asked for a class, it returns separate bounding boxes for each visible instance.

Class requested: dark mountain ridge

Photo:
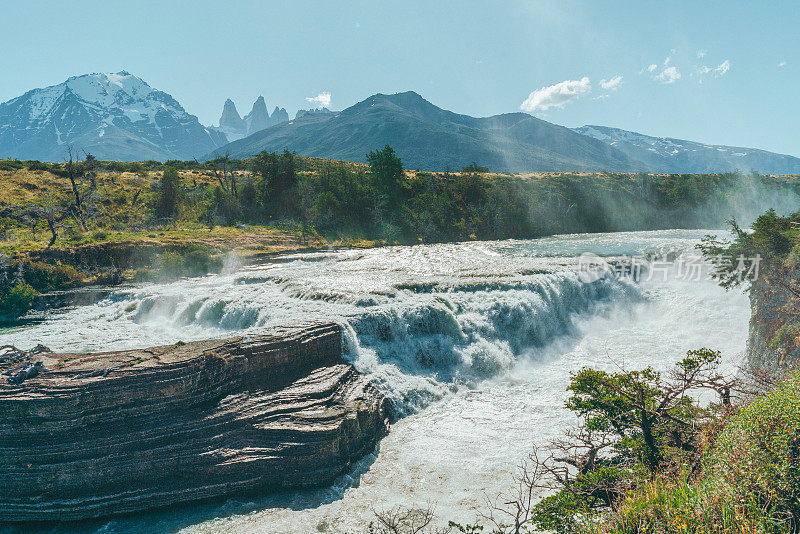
[207,91,642,172]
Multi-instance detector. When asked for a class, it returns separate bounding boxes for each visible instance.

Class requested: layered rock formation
[0,323,388,522]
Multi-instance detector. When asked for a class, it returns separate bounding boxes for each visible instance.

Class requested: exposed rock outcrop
[270,106,289,125]
[295,107,333,119]
[245,96,270,136]
[217,98,246,141]
[0,323,388,522]
[747,267,800,368]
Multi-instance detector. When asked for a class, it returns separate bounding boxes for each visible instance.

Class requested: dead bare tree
[370,504,451,534]
[1,148,97,248]
[209,152,237,196]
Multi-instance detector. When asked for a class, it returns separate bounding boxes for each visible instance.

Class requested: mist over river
[0,229,752,534]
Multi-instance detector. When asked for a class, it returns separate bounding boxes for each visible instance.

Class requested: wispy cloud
[697,49,707,59]
[520,77,591,112]
[305,91,331,108]
[779,60,787,68]
[647,64,658,73]
[599,75,623,91]
[655,66,681,84]
[698,59,730,78]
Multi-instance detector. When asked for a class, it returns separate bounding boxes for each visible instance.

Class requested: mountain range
[0,72,227,162]
[572,125,800,174]
[208,91,800,173]
[1,72,798,173]
[210,97,289,142]
[208,91,642,172]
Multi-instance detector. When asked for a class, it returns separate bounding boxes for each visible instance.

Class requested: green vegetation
[1,150,799,323]
[153,166,181,219]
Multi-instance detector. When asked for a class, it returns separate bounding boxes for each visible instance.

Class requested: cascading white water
[0,229,751,534]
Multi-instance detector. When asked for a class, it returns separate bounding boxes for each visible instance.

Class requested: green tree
[462,162,489,174]
[154,166,181,219]
[367,145,404,213]
[251,150,299,217]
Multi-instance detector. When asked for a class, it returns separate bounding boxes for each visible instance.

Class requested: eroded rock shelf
[0,322,388,522]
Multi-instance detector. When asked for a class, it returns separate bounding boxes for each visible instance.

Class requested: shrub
[182,249,220,277]
[24,261,84,292]
[158,252,184,279]
[597,373,800,534]
[157,249,220,279]
[0,281,37,319]
[704,373,800,529]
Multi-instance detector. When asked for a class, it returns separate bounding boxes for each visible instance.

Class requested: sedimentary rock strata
[0,322,388,522]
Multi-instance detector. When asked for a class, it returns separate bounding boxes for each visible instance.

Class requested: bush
[705,373,800,529]
[24,261,84,292]
[157,249,220,279]
[158,252,185,279]
[596,373,800,534]
[0,281,37,319]
[182,249,220,277]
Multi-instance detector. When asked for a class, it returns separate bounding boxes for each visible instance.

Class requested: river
[0,229,751,534]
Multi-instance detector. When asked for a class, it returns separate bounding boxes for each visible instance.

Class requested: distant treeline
[174,147,800,242]
[3,149,799,245]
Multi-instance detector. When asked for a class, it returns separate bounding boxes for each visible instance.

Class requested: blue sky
[2,0,798,155]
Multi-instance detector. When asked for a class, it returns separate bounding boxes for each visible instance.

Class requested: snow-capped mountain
[574,125,800,174]
[0,71,227,162]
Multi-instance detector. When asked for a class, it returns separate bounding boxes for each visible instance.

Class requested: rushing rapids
[0,229,752,533]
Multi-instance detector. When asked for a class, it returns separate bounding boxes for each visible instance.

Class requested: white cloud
[655,66,681,84]
[599,75,623,90]
[697,49,707,59]
[779,60,787,68]
[698,59,730,78]
[305,91,331,108]
[520,77,591,112]
[647,64,658,72]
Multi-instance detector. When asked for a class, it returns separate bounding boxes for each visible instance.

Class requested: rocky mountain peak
[244,96,269,136]
[219,99,245,130]
[270,106,289,125]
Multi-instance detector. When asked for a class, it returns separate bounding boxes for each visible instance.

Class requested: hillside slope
[575,124,800,174]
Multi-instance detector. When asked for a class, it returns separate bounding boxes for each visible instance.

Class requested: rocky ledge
[0,323,388,522]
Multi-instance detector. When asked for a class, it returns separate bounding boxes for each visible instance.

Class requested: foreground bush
[596,373,800,534]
